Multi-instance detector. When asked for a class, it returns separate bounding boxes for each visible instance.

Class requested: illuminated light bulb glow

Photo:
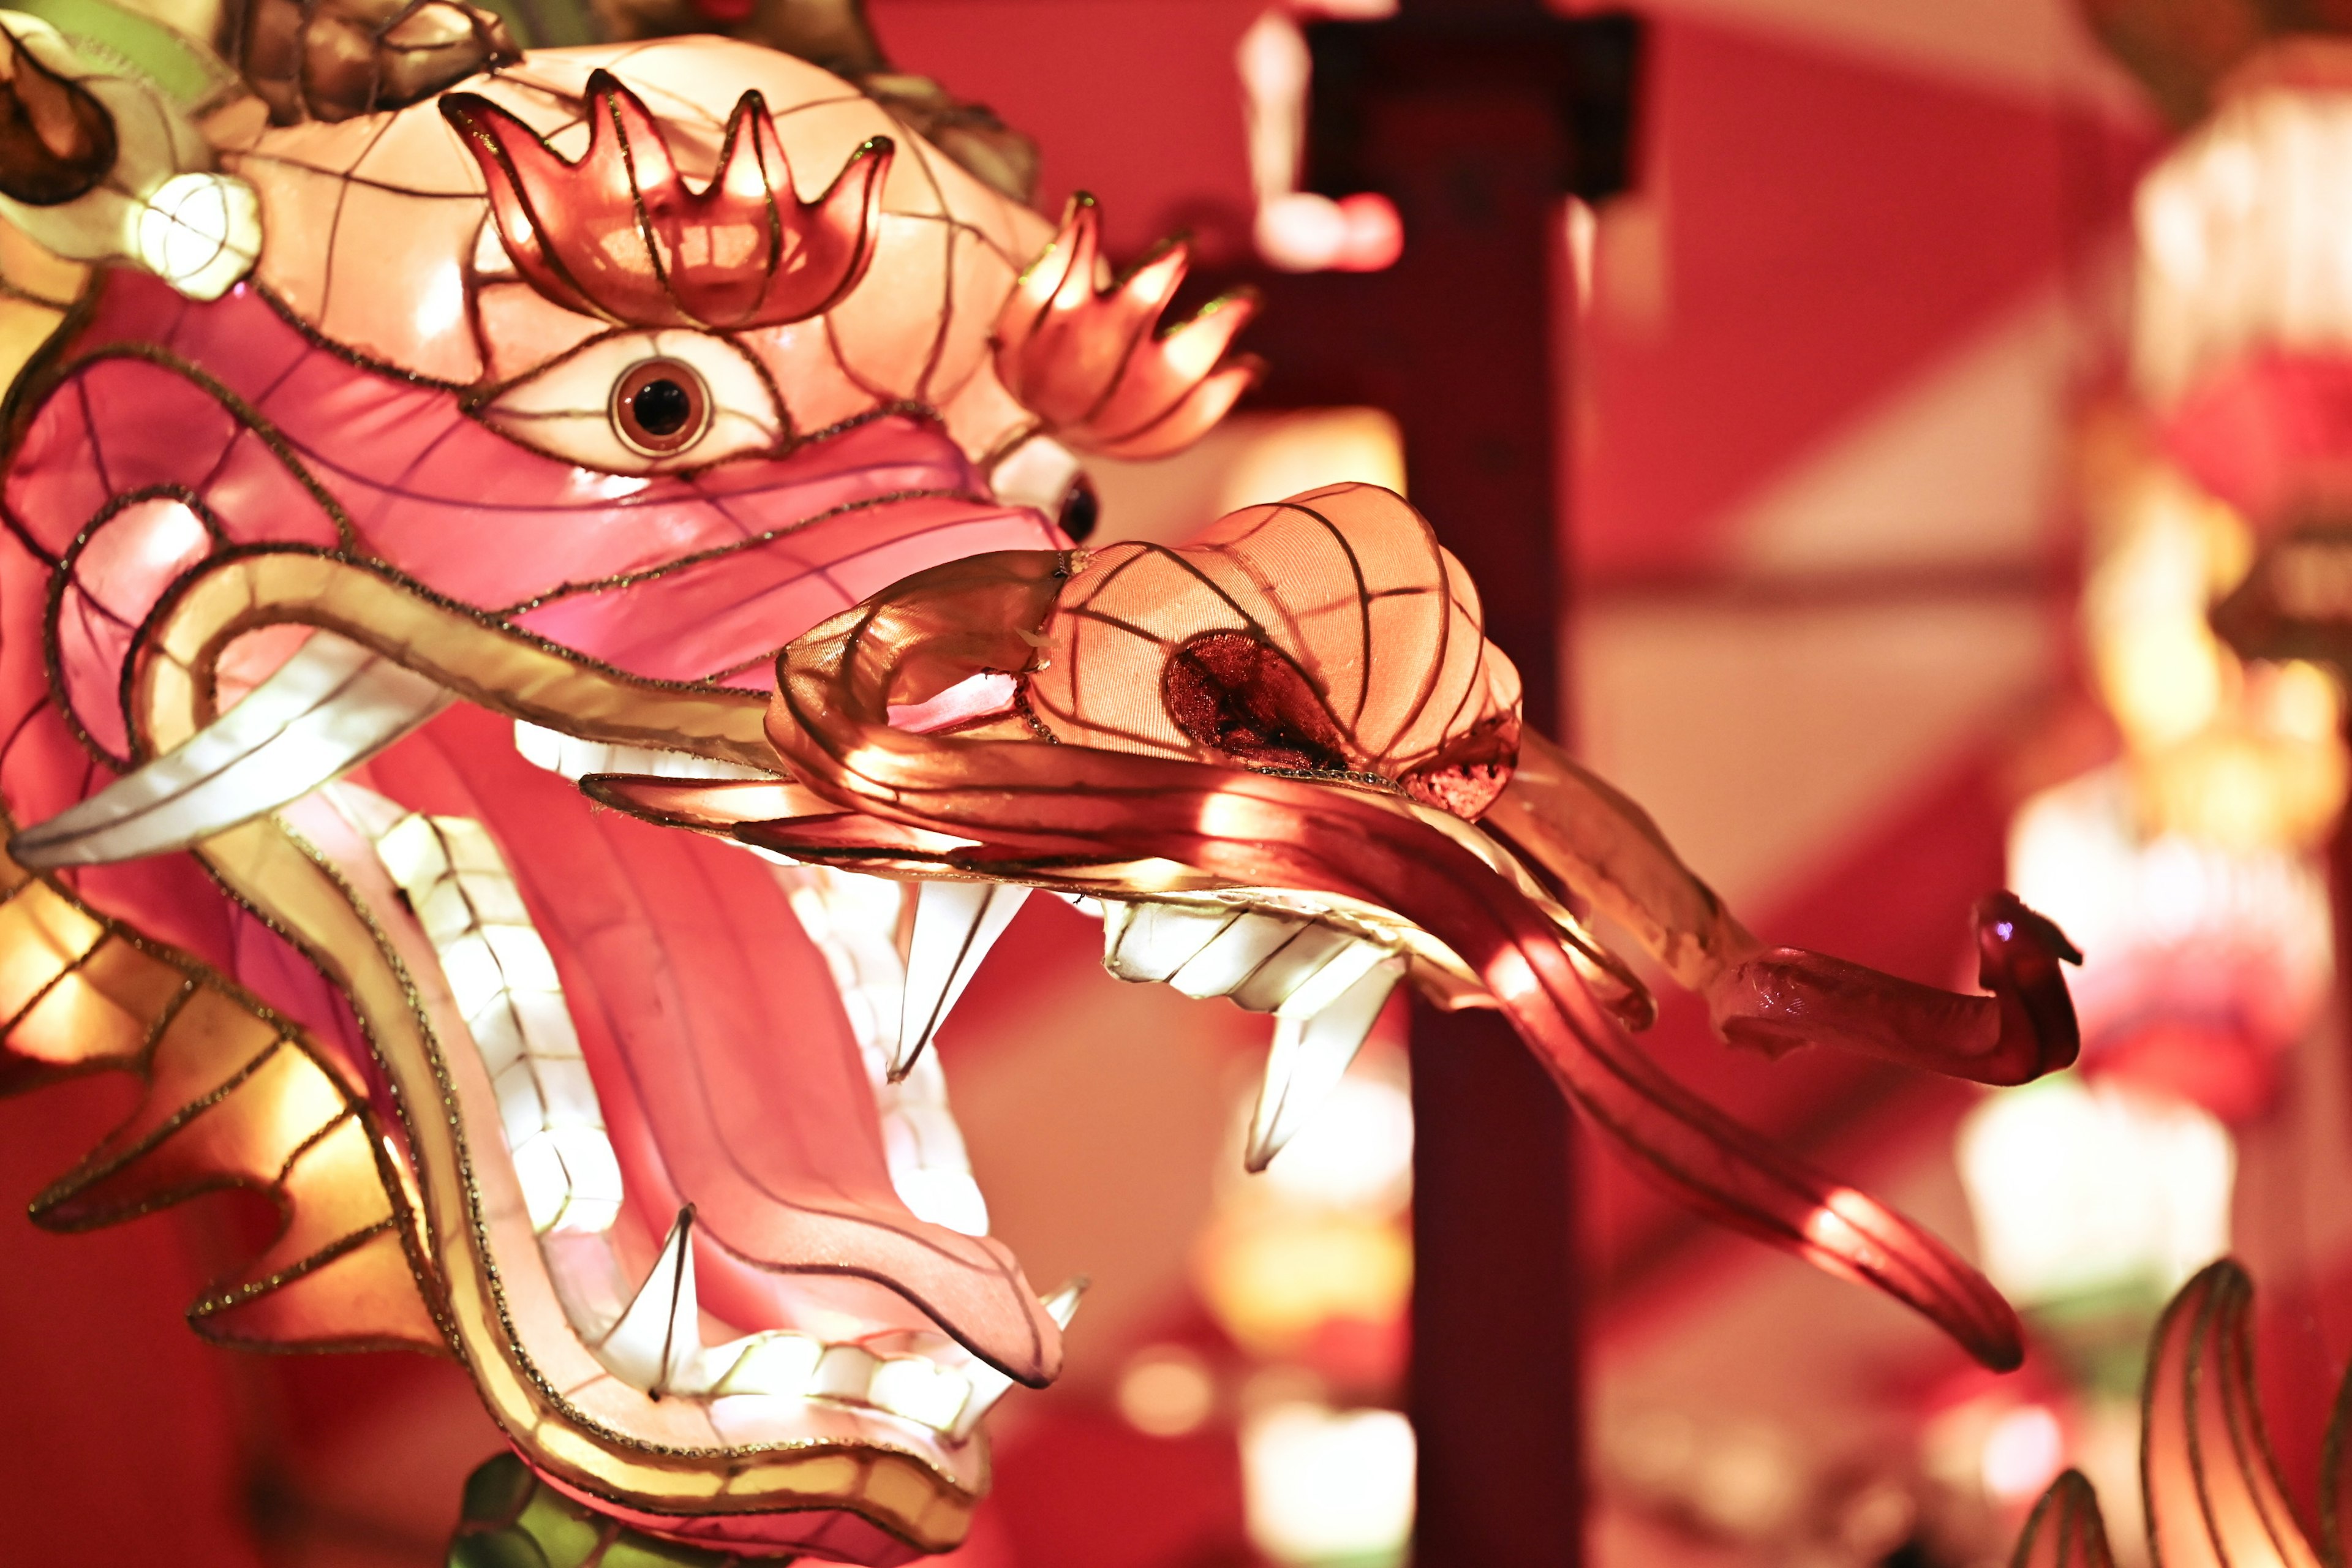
[1958,1076,2233,1308]
[1259,1069,1414,1215]
[132,172,261,301]
[1117,1346,1216,1438]
[1981,1405,2066,1503]
[1242,1402,1416,1566]
[2008,769,2330,1119]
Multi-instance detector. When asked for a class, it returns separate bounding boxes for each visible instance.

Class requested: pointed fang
[595,1205,701,1400]
[1245,956,1404,1174]
[10,633,448,868]
[950,1276,1087,1441]
[895,881,1030,1080]
[1042,1275,1088,1329]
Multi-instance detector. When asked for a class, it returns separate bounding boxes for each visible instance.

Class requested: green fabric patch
[1,0,235,108]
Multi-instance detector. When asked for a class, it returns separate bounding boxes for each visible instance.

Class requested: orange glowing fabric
[600,484,2086,1372]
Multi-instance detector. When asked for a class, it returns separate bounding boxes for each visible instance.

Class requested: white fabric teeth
[511,720,772,782]
[597,1205,702,1398]
[776,865,995,1238]
[329,782,1036,1436]
[947,1278,1087,1441]
[498,723,1067,1436]
[507,720,999,1238]
[587,1208,994,1429]
[335,785,624,1235]
[701,1333,981,1430]
[1099,900,1406,1172]
[12,631,447,868]
[897,881,1031,1078]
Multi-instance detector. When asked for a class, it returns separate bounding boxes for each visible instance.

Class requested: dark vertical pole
[1194,15,1641,1564]
[1408,1003,1581,1568]
[1365,40,1583,1568]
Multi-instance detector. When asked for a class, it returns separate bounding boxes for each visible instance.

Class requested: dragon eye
[611,358,709,454]
[989,434,1101,542]
[478,330,783,475]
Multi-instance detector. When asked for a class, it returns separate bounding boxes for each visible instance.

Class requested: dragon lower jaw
[251,722,1012,1556]
[284,701,1439,1559]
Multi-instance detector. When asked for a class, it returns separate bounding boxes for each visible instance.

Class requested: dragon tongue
[366,706,1064,1385]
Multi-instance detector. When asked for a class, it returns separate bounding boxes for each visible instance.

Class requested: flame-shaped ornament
[441,69,891,331]
[993,194,1264,459]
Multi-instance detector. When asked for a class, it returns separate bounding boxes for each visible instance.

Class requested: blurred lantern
[1192,1035,1415,1561]
[2006,33,2352,1130]
[1194,1043,1414,1386]
[2008,767,2330,1118]
[2136,39,2352,520]
[1116,1344,1219,1438]
[1956,1076,2233,1312]
[1237,10,1404,273]
[1977,1405,2066,1506]
[1241,1401,1417,1566]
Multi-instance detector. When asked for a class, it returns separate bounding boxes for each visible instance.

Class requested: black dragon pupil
[631,378,693,437]
[1059,475,1100,542]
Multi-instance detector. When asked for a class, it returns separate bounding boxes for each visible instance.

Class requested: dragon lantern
[0,2,2084,1561]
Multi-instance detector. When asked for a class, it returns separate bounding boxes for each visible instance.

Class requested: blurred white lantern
[2135,40,2352,405]
[1957,1075,2233,1308]
[1242,1400,1417,1565]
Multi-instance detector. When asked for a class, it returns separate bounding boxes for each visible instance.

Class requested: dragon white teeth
[707,1330,823,1398]
[1245,956,1405,1174]
[1098,897,1411,1172]
[1165,913,1314,1000]
[949,1277,1090,1441]
[345,792,624,1237]
[11,632,447,868]
[778,865,995,1235]
[869,1355,974,1430]
[1229,922,1363,1013]
[1100,900,1247,986]
[596,1206,702,1400]
[1042,1276,1088,1329]
[701,1330,982,1434]
[895,881,1031,1080]
[511,719,771,783]
[810,1343,883,1401]
[325,782,1019,1438]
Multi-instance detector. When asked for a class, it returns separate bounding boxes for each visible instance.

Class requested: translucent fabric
[2010,1259,2345,1568]
[2141,1262,2324,1568]
[993,195,1262,460]
[1491,731,2082,1086]
[1029,486,1520,814]
[443,70,890,330]
[701,484,2053,1370]
[2011,1472,2116,1568]
[0,843,443,1352]
[0,37,1262,1556]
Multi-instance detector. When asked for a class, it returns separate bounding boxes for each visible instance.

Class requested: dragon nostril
[1162,630,1354,775]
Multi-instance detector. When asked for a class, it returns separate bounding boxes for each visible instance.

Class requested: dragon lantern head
[0,12,2084,1565]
